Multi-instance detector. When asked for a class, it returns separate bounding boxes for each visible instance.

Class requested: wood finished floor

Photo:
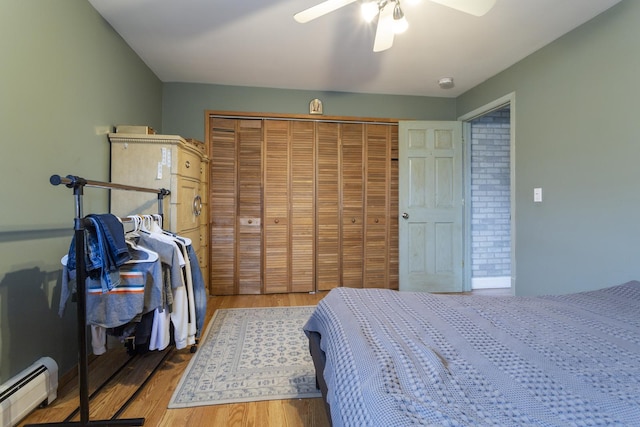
[18,292,331,427]
[18,287,512,427]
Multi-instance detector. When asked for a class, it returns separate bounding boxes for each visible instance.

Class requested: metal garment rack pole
[33,174,171,427]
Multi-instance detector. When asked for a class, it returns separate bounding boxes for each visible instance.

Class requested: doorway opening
[468,106,511,290]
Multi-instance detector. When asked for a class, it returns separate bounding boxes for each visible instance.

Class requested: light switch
[534,187,542,202]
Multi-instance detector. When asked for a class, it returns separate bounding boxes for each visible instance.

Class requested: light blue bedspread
[304,281,640,426]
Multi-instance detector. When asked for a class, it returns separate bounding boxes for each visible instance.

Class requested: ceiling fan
[294,0,496,52]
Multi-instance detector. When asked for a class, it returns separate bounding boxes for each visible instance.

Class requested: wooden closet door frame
[206,111,399,294]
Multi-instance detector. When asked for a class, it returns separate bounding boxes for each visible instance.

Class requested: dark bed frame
[308,331,332,426]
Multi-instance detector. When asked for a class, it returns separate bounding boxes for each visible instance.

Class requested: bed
[304,281,640,426]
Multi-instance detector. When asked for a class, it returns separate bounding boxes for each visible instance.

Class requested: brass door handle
[193,195,202,216]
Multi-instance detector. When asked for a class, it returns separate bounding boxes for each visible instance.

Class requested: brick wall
[470,107,511,284]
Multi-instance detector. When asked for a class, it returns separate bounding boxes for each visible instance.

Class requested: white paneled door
[399,121,464,292]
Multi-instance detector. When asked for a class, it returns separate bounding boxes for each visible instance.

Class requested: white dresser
[108,133,209,285]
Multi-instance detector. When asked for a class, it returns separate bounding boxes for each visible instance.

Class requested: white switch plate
[534,187,542,202]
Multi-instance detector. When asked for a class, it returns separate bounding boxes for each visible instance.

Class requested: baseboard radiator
[0,357,58,427]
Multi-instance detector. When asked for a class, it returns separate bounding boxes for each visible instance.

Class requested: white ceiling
[88,0,622,97]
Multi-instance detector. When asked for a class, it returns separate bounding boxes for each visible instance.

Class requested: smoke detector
[438,77,455,89]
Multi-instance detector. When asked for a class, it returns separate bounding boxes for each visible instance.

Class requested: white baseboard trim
[472,276,511,289]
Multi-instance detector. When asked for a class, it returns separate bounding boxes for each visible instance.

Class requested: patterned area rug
[168,306,321,408]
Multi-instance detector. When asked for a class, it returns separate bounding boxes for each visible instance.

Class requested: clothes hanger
[148,215,165,234]
[152,214,163,229]
[145,213,193,246]
[151,214,194,246]
[158,226,192,247]
[139,214,153,234]
[125,239,159,263]
[62,215,159,265]
[124,215,141,236]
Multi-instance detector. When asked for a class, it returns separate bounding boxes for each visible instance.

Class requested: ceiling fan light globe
[393,16,408,33]
[361,1,379,22]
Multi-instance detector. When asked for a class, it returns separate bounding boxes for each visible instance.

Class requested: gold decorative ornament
[309,98,323,115]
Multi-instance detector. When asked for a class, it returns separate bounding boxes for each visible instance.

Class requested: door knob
[402,212,409,220]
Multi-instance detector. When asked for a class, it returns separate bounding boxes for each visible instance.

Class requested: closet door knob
[274,218,279,224]
[402,212,409,220]
[351,218,356,223]
[375,218,379,223]
[248,219,252,224]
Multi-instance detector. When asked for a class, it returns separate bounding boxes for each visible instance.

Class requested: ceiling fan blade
[294,0,357,23]
[429,0,496,17]
[373,5,395,52]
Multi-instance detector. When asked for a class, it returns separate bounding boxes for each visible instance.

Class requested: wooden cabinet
[389,129,400,290]
[211,119,315,295]
[315,121,366,290]
[315,122,341,290]
[263,121,290,293]
[109,133,209,286]
[315,122,397,290]
[263,120,315,293]
[340,123,366,288]
[209,119,263,295]
[208,114,397,295]
[285,121,316,293]
[364,124,391,287]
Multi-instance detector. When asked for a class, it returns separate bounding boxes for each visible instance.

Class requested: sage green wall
[1,0,632,390]
[457,0,639,296]
[0,1,162,383]
[162,83,457,141]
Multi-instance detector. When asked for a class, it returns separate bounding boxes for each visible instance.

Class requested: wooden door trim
[206,110,400,125]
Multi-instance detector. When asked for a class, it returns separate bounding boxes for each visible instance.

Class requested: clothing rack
[37,174,171,427]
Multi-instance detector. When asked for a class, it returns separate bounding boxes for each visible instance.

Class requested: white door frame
[458,92,516,293]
